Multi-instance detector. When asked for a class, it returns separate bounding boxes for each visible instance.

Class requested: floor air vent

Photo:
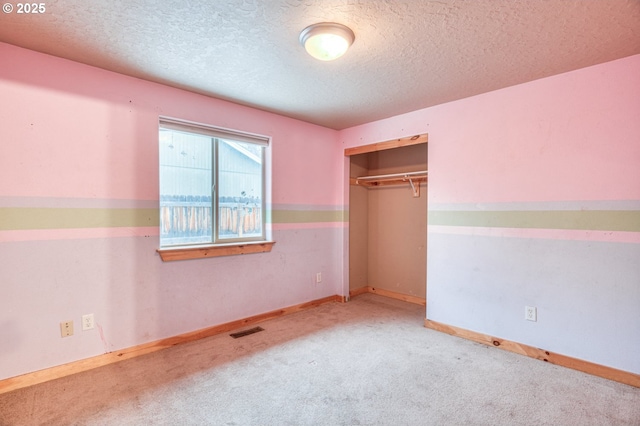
[230,326,264,339]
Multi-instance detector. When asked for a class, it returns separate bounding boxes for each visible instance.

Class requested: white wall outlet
[316,272,322,284]
[82,313,95,331]
[60,320,74,337]
[525,306,537,322]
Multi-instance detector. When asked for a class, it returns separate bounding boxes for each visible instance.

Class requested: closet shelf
[350,170,427,197]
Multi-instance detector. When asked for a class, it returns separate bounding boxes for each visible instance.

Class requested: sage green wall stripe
[428,210,640,232]
[0,208,348,230]
[271,210,346,224]
[0,208,159,230]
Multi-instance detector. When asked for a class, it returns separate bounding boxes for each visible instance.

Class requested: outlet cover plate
[82,314,95,331]
[60,320,74,337]
[525,306,537,322]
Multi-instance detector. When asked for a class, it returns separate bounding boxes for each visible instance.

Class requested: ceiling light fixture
[299,22,355,61]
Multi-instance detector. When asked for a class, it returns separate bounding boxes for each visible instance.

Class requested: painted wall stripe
[271,210,346,224]
[0,199,347,212]
[428,210,640,232]
[0,225,350,243]
[0,208,159,230]
[4,206,637,232]
[270,203,345,211]
[271,222,347,231]
[428,225,640,244]
[0,224,351,243]
[0,207,348,235]
[429,200,640,212]
[0,197,158,209]
[0,227,159,243]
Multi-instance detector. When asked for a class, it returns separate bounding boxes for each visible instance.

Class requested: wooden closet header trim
[344,133,428,156]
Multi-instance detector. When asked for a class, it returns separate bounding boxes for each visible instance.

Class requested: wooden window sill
[157,241,275,262]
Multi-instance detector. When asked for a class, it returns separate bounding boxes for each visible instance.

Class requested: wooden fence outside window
[160,201,262,241]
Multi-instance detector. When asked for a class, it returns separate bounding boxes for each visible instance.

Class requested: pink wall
[339,54,640,373]
[340,55,640,203]
[0,44,341,205]
[0,42,345,380]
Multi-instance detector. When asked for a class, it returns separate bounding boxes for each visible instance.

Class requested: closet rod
[356,170,428,181]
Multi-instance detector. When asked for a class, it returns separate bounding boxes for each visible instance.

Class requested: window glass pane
[217,139,263,240]
[159,129,212,246]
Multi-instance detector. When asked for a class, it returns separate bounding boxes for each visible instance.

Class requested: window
[158,118,268,251]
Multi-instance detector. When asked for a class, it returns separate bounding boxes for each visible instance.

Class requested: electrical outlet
[316,272,322,284]
[82,313,95,331]
[525,306,537,322]
[60,320,74,337]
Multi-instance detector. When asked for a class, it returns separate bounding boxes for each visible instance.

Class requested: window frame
[156,117,274,261]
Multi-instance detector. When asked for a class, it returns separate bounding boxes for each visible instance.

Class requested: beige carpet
[1,294,639,425]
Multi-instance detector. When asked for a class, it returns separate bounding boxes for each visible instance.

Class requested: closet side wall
[349,155,370,292]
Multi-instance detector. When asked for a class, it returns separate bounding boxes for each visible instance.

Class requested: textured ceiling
[1,0,639,129]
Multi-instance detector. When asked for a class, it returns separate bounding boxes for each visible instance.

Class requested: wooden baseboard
[0,295,342,395]
[350,286,426,306]
[424,319,640,388]
[349,287,370,298]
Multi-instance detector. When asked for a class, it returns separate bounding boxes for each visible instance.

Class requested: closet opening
[345,134,428,307]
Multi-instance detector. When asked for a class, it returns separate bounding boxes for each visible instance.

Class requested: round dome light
[299,22,355,61]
